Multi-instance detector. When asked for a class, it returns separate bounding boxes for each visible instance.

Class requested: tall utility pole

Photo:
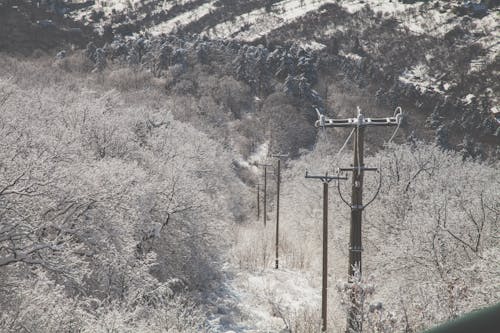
[315,108,402,333]
[305,171,347,333]
[256,183,261,220]
[271,153,288,269]
[256,163,272,227]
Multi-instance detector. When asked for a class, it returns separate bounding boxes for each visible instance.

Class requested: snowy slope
[204,0,333,42]
[206,266,322,332]
[72,0,499,69]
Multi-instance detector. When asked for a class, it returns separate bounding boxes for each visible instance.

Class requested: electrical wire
[330,127,355,172]
[315,107,355,172]
[386,106,403,145]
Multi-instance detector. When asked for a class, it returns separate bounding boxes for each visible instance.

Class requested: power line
[386,107,403,145]
[315,108,355,172]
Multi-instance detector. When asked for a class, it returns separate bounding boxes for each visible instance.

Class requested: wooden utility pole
[305,171,347,332]
[256,163,272,227]
[271,154,288,269]
[256,183,261,220]
[315,108,402,332]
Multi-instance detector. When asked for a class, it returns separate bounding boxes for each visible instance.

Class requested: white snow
[223,268,321,332]
[399,63,447,95]
[462,93,476,105]
[339,50,363,63]
[341,0,412,15]
[149,1,216,35]
[205,0,333,42]
[238,141,269,174]
[468,13,500,70]
[298,40,327,51]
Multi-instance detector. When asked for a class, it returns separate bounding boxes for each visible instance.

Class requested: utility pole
[315,107,402,333]
[256,163,272,227]
[305,171,348,333]
[271,153,288,269]
[256,183,261,220]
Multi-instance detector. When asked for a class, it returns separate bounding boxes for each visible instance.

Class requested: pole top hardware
[339,167,378,172]
[316,108,326,128]
[305,170,348,183]
[270,153,289,159]
[314,107,403,128]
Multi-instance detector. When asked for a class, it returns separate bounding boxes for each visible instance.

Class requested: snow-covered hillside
[72,0,499,109]
[1,1,499,332]
[76,0,498,50]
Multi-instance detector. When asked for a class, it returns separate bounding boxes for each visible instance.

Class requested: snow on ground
[399,63,449,95]
[205,0,333,42]
[208,266,321,332]
[298,40,327,51]
[399,64,441,94]
[70,0,203,31]
[93,0,197,14]
[339,0,456,36]
[70,0,499,68]
[70,0,143,21]
[235,141,269,174]
[339,0,498,47]
[247,141,269,166]
[96,0,140,12]
[340,0,413,14]
[339,50,363,63]
[468,12,500,70]
[234,269,321,331]
[149,1,216,35]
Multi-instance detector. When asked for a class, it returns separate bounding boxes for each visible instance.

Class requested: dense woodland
[0,1,499,332]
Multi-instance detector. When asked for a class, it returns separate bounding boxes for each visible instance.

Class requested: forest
[0,0,499,332]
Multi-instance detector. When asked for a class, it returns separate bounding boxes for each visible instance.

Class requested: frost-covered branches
[0,59,248,331]
[233,141,499,332]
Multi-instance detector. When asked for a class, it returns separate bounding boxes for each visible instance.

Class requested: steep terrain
[0,0,96,55]
[0,1,499,333]
[71,0,499,156]
[2,1,499,155]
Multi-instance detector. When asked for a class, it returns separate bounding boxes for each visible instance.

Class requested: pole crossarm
[339,167,378,172]
[305,171,348,183]
[315,108,402,128]
[270,153,289,159]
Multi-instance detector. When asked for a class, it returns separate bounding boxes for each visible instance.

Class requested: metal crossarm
[315,109,403,128]
[305,171,348,183]
[339,167,378,172]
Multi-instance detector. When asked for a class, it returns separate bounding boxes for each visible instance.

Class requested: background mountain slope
[74,0,499,156]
